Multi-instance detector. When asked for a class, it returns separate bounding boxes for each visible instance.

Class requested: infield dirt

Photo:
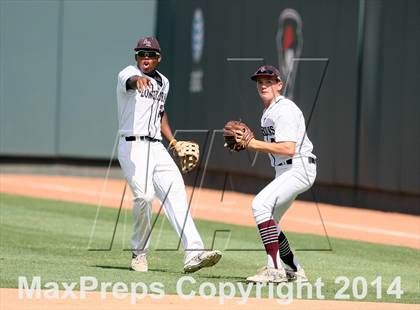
[1,174,419,310]
[0,174,418,249]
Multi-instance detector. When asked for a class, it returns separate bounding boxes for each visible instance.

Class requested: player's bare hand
[136,77,151,91]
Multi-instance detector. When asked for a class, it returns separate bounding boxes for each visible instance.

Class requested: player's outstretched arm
[126,75,151,91]
[247,139,296,157]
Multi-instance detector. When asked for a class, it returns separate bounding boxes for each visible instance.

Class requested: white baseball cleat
[183,250,222,273]
[246,266,288,283]
[131,254,148,272]
[284,265,308,282]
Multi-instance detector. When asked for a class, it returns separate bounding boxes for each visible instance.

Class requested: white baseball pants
[118,137,204,263]
[252,157,317,225]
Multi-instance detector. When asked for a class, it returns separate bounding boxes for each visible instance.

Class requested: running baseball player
[116,36,221,273]
[223,65,317,283]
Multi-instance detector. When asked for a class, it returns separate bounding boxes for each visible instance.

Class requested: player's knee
[133,193,154,206]
[129,178,154,205]
[251,196,270,217]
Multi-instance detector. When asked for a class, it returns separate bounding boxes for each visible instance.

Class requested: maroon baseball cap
[250,65,282,81]
[134,36,161,52]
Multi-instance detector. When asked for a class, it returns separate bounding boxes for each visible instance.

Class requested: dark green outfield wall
[156,0,419,211]
[0,0,418,212]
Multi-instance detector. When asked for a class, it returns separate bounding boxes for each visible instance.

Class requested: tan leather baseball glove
[170,140,200,174]
[223,120,255,151]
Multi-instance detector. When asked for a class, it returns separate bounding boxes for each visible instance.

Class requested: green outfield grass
[0,193,419,304]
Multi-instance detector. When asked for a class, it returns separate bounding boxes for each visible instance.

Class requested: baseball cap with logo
[134,36,161,53]
[250,65,282,81]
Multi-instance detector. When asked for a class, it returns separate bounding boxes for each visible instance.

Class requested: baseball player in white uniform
[116,36,221,273]
[244,65,317,283]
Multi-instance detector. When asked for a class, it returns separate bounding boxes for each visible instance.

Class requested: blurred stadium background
[0,0,419,214]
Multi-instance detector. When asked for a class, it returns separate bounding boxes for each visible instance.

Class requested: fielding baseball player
[223,65,317,283]
[116,36,221,273]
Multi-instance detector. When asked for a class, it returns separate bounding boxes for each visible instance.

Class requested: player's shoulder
[119,65,141,77]
[273,96,293,110]
[279,97,301,111]
[272,97,302,118]
[156,70,170,84]
[277,96,295,106]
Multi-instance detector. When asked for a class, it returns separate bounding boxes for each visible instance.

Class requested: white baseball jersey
[260,95,315,167]
[116,64,205,263]
[116,65,169,140]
